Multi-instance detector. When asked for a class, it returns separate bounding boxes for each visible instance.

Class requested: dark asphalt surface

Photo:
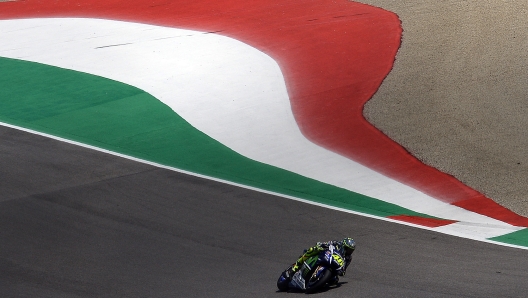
[2,125,528,297]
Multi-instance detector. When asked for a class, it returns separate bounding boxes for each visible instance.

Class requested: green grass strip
[0,57,437,219]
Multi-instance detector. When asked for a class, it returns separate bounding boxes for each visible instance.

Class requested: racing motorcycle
[277,245,345,294]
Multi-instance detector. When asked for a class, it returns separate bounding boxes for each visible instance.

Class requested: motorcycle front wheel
[276,272,290,292]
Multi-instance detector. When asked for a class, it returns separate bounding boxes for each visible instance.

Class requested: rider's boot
[289,263,300,275]
[328,276,339,286]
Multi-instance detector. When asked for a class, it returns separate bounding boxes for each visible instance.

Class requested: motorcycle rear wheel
[305,268,332,294]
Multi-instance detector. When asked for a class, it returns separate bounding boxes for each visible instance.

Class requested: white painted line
[1,120,526,249]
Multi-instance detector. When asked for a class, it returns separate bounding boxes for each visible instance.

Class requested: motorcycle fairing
[290,270,306,290]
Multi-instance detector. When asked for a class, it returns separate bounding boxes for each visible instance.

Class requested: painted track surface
[1,0,527,243]
[3,125,528,297]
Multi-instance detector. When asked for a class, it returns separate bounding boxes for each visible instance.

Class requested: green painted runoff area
[0,57,465,220]
[490,229,528,247]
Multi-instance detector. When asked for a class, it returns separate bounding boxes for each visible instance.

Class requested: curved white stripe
[0,18,519,237]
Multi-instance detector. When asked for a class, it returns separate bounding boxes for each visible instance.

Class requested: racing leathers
[290,240,353,277]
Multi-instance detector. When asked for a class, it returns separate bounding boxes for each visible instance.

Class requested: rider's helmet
[341,237,356,256]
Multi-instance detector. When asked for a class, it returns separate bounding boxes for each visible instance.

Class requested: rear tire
[305,268,333,294]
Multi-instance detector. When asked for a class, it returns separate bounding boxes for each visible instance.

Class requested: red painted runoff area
[388,215,458,228]
[2,0,527,226]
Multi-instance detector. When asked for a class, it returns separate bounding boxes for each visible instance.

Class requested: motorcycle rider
[285,237,356,284]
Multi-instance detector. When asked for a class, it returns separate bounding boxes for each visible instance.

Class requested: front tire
[305,268,333,294]
[277,272,290,292]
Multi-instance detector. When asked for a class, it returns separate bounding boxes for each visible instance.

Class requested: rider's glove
[316,242,328,248]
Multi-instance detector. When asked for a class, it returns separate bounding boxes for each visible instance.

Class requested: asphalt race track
[2,125,528,297]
